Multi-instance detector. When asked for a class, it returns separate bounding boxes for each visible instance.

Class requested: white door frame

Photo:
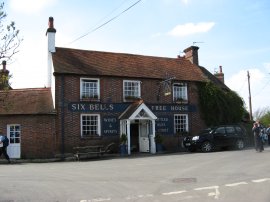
[119,102,157,155]
[7,124,21,159]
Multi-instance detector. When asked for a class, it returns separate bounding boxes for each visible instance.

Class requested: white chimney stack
[46,17,56,88]
[46,17,56,53]
[46,17,56,108]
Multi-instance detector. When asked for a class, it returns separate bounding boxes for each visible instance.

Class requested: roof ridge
[55,46,182,61]
[1,87,51,92]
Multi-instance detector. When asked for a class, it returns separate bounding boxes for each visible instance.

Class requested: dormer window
[80,78,100,100]
[173,83,188,103]
[123,80,141,101]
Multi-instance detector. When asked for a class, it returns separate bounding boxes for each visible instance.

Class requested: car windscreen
[199,128,213,135]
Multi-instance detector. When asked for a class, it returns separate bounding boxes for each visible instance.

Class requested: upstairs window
[80,78,100,99]
[123,80,141,100]
[173,83,188,103]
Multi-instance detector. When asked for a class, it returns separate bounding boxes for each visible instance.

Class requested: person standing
[252,122,264,152]
[0,129,11,163]
[267,124,270,145]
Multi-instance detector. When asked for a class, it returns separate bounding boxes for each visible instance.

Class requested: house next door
[7,124,21,158]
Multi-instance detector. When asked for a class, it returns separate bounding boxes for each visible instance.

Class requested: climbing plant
[198,82,245,126]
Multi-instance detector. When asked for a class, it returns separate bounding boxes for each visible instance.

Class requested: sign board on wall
[68,102,196,136]
[68,103,196,113]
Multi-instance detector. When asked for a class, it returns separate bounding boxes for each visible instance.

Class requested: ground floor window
[174,114,189,133]
[81,114,100,137]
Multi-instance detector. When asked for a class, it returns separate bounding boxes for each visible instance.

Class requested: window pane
[8,125,20,144]
[81,79,99,98]
[216,127,225,134]
[226,126,235,134]
[81,115,100,137]
[124,81,140,98]
[174,114,188,133]
[173,83,187,101]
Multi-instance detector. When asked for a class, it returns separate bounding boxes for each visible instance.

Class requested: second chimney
[214,66,225,83]
[183,46,199,66]
[0,60,11,90]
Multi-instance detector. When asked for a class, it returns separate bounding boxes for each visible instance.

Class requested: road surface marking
[252,178,270,183]
[81,176,270,202]
[126,194,153,200]
[194,186,220,199]
[162,190,187,195]
[80,198,111,202]
[225,182,248,187]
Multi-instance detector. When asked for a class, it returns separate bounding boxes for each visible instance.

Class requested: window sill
[174,100,188,104]
[81,135,102,140]
[80,98,100,102]
[124,97,141,102]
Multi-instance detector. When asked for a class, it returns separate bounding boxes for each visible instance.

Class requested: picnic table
[73,143,115,161]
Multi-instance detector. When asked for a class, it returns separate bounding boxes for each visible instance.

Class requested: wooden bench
[73,143,115,161]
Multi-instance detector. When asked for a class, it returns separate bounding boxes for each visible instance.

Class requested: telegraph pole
[247,71,253,121]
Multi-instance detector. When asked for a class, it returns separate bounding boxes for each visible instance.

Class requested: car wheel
[235,139,245,150]
[201,141,213,152]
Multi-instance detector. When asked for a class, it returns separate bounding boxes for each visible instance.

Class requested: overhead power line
[68,0,142,45]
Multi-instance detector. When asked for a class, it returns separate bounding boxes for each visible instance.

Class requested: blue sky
[3,0,270,115]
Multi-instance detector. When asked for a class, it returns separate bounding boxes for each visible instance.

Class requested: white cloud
[263,62,270,72]
[10,0,57,14]
[181,0,189,5]
[168,22,215,37]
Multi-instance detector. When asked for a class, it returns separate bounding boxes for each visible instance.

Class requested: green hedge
[198,82,245,126]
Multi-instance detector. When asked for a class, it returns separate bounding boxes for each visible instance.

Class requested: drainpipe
[60,75,65,160]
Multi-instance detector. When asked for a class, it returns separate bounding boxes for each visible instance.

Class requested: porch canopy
[119,99,157,155]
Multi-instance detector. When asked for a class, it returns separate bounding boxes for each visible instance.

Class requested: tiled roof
[52,47,208,82]
[0,88,55,115]
[198,66,229,90]
[119,99,144,120]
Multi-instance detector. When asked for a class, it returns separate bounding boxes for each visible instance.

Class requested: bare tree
[0,2,22,62]
[0,2,22,111]
[253,107,270,122]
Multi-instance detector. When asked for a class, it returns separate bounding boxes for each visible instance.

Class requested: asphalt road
[0,147,270,202]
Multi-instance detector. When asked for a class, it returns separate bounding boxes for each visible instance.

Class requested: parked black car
[183,125,247,152]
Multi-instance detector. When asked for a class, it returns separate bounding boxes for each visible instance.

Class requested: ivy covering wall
[198,82,245,126]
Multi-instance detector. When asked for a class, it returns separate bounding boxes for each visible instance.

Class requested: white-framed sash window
[173,83,188,102]
[80,78,100,99]
[81,114,101,137]
[174,114,189,133]
[123,80,141,100]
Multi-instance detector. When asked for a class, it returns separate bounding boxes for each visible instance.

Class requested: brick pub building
[0,17,226,159]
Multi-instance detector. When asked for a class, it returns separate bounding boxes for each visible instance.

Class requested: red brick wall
[0,115,55,159]
[54,75,206,153]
